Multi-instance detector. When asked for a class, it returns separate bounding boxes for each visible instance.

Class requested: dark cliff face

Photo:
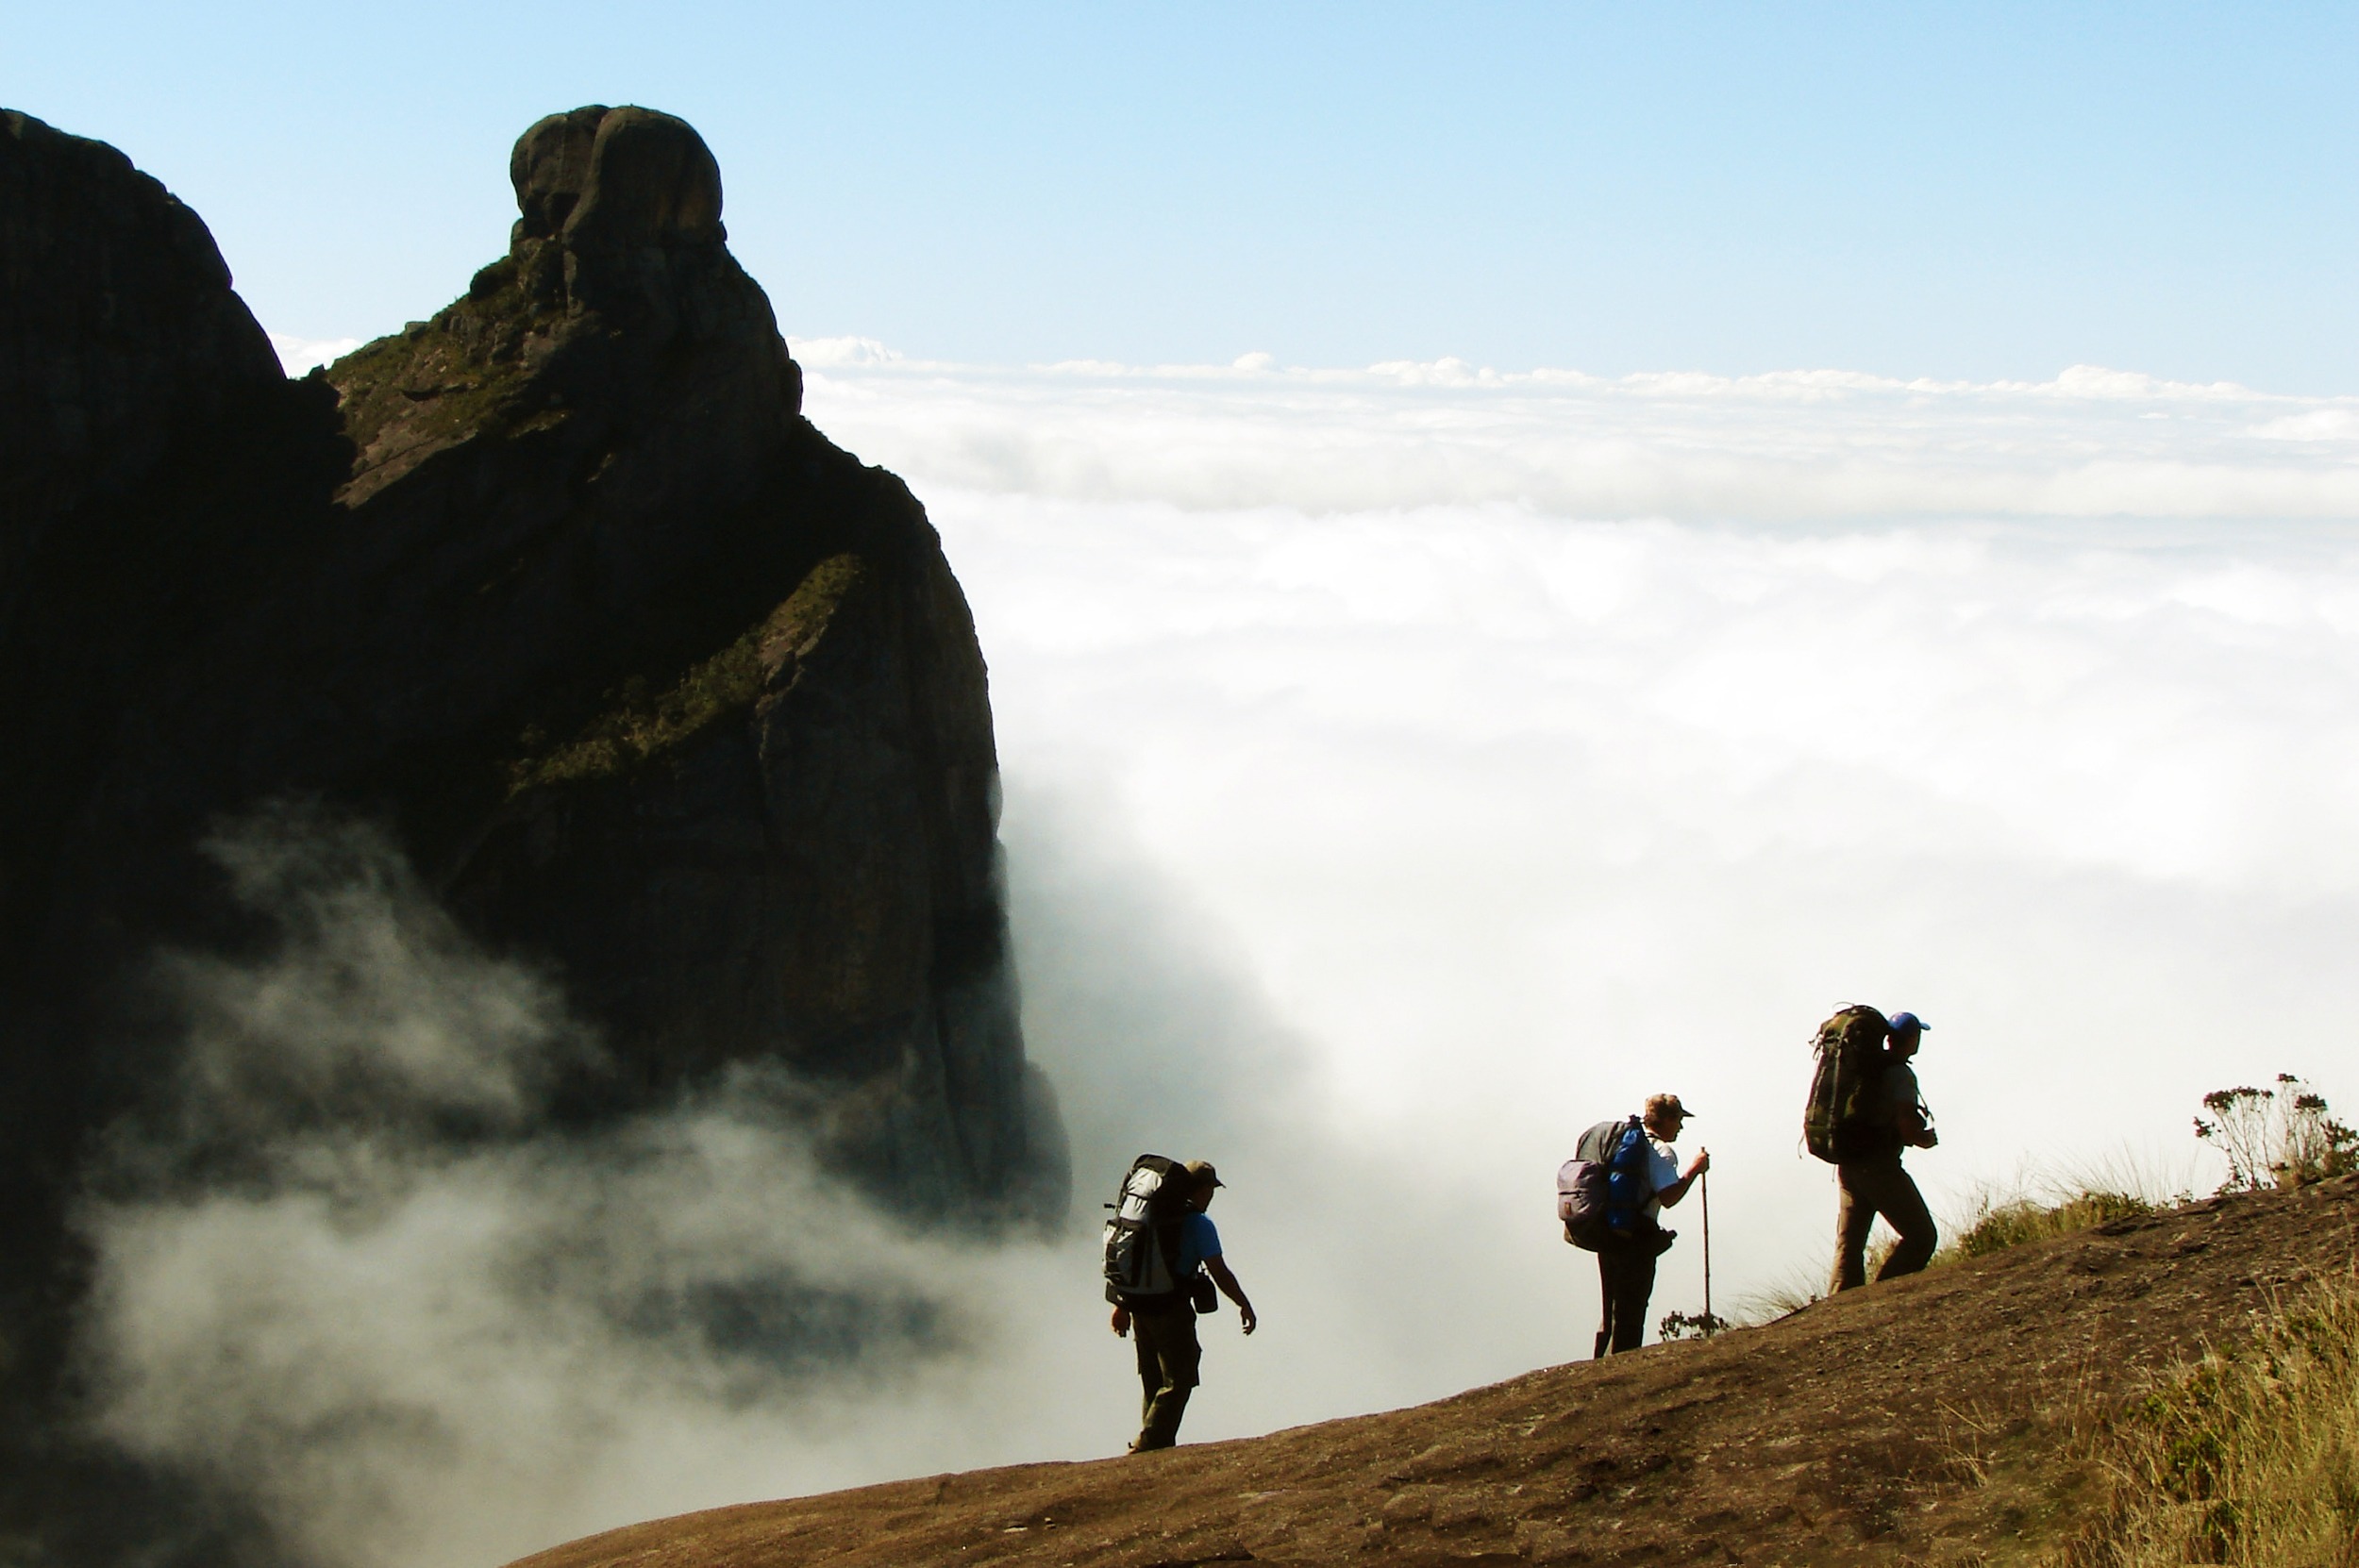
[0,105,1064,1563]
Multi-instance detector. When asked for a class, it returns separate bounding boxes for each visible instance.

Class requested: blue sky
[9,2,2353,387]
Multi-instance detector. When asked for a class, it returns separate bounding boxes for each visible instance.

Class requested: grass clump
[2056,1274,2359,1566]
[1731,1260,1832,1325]
[1942,1189,2158,1264]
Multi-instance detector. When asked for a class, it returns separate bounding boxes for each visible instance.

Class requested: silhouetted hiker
[1106,1159,1256,1452]
[1567,1094,1708,1357]
[1822,1009,1940,1291]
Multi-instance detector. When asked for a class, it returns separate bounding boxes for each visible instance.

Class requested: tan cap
[1645,1093,1697,1121]
[1184,1159,1225,1188]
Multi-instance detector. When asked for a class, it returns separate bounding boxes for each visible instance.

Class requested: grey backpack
[1102,1154,1193,1305]
[1557,1115,1651,1251]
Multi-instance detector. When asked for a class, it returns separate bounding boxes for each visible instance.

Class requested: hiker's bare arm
[1206,1258,1257,1335]
[1657,1148,1711,1209]
[1110,1304,1130,1337]
[1896,1101,1935,1146]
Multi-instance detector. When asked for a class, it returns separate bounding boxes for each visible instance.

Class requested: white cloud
[928,471,2359,1380]
[783,335,904,367]
[795,352,2359,521]
[795,351,2359,1393]
[268,333,360,375]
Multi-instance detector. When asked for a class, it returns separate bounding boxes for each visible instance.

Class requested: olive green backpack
[1802,1005,1891,1162]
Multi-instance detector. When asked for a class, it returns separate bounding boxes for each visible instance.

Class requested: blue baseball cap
[1889,1011,1930,1035]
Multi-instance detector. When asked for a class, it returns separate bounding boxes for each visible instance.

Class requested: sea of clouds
[107,342,2359,1568]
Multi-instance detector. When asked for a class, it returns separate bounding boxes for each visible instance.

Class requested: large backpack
[1102,1154,1196,1305]
[1557,1116,1655,1251]
[1802,1005,1892,1162]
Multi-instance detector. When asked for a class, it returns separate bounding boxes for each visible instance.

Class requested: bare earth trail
[512,1179,2359,1567]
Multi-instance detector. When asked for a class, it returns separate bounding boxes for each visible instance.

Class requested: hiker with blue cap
[1828,1009,1940,1292]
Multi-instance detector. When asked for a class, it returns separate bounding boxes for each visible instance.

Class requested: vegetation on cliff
[510,553,871,791]
[325,254,570,466]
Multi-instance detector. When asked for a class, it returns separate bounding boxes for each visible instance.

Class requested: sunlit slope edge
[504,1176,2356,1568]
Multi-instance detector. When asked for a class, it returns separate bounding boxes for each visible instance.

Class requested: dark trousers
[1832,1153,1939,1292]
[1594,1242,1658,1357]
[1130,1306,1201,1450]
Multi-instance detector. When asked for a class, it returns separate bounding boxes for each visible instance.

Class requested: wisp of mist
[95,343,2359,1568]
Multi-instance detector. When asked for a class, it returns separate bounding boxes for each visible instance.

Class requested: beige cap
[1184,1159,1225,1188]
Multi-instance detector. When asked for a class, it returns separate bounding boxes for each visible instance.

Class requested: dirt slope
[511,1177,2359,1568]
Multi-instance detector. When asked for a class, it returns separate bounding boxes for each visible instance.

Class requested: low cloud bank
[797,350,2359,1367]
[933,478,2359,1332]
[77,811,1536,1568]
[79,817,1023,1567]
[794,343,2359,521]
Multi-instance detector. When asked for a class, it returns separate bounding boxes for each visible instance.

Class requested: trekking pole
[1700,1167,1714,1334]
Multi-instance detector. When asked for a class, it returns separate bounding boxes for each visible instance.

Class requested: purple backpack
[1557,1115,1649,1251]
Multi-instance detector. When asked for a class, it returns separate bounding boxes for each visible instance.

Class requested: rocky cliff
[0,104,1064,1563]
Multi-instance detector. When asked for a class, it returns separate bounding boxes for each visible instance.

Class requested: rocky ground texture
[511,1176,2359,1568]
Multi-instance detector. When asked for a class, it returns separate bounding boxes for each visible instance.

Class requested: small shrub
[2194,1076,2356,1193]
[1657,1309,1729,1342]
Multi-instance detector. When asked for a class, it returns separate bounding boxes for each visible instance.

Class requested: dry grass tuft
[1941,1189,2157,1264]
[1730,1259,1831,1326]
[2054,1270,2359,1567]
[1935,1151,2200,1269]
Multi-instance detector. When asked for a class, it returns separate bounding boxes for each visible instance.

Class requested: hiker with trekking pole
[1557,1093,1709,1356]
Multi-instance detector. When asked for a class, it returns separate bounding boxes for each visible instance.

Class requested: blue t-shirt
[1175,1211,1222,1278]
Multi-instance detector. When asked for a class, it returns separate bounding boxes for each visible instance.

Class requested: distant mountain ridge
[0,104,1065,1565]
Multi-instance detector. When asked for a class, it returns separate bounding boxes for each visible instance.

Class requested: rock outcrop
[0,105,1064,1564]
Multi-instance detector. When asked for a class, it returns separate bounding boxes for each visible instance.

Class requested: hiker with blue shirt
[1109,1159,1256,1452]
[1585,1093,1708,1357]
